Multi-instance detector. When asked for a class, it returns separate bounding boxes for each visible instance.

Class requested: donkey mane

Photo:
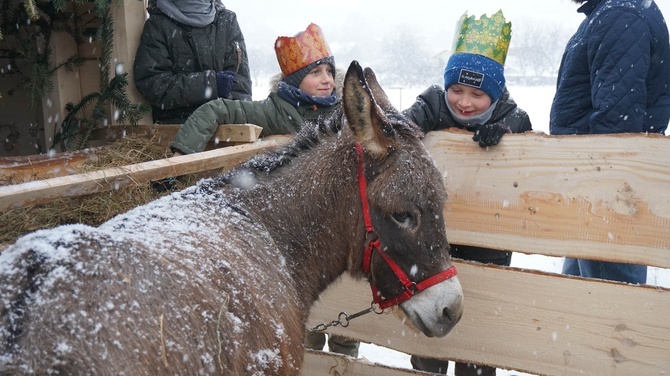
[244,110,346,174]
[215,104,423,186]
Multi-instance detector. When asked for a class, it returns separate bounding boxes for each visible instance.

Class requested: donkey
[0,61,463,375]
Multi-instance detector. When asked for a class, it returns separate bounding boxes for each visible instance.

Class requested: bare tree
[508,20,573,84]
[378,27,438,88]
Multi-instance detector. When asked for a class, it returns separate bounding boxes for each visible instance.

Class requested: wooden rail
[303,129,670,375]
[0,139,277,211]
[92,123,263,148]
[1,128,667,375]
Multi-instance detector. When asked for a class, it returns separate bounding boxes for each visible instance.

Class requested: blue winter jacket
[550,0,670,135]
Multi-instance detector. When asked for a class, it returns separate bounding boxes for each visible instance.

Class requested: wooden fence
[304,129,670,375]
[1,128,668,375]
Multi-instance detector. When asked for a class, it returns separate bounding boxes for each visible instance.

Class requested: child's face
[446,84,492,117]
[299,64,335,97]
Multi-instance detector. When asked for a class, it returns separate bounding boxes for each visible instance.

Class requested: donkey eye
[392,212,416,228]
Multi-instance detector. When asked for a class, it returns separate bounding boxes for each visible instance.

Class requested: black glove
[472,123,510,148]
[216,71,235,99]
[150,176,180,193]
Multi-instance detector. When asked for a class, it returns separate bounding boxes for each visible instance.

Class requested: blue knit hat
[443,52,505,102]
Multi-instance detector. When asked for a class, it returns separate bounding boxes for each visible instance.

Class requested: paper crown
[274,23,333,77]
[452,10,512,66]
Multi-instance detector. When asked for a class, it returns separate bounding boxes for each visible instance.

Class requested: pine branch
[96,10,113,93]
[3,0,149,151]
[22,0,40,20]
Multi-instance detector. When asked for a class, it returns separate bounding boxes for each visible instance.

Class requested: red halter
[355,143,458,310]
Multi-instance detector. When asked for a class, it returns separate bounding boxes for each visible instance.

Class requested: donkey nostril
[442,306,463,324]
[443,307,453,322]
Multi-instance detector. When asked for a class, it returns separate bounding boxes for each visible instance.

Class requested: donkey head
[343,61,463,337]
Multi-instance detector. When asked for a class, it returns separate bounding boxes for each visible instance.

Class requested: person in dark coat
[551,0,670,284]
[403,10,531,376]
[133,0,252,124]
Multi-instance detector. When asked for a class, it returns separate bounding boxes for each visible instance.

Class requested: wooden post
[41,31,81,151]
[111,0,152,124]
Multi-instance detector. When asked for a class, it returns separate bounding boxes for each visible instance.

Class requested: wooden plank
[306,266,670,376]
[41,31,81,151]
[111,0,152,125]
[302,350,424,375]
[75,3,101,123]
[94,124,263,148]
[424,129,670,269]
[2,125,273,182]
[0,148,102,182]
[0,140,277,211]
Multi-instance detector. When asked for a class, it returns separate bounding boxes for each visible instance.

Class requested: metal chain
[309,302,384,332]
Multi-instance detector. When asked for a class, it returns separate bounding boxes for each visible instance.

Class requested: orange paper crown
[274,23,333,77]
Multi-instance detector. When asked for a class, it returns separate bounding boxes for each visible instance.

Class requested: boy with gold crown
[170,23,341,156]
[404,10,531,147]
[403,10,531,376]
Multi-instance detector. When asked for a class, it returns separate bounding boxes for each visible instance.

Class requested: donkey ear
[343,60,395,159]
[363,67,396,113]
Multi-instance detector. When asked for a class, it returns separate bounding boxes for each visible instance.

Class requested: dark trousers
[411,244,511,375]
[410,356,496,376]
[305,331,360,357]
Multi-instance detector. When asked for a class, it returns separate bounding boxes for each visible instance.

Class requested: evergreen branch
[3,0,149,151]
[56,54,86,73]
[96,10,113,93]
[64,91,103,119]
[22,0,39,20]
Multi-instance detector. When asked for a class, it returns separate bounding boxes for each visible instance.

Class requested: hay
[0,135,203,246]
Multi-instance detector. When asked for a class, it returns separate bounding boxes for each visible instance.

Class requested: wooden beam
[41,31,81,151]
[75,3,101,124]
[424,129,670,269]
[0,148,102,182]
[302,350,423,375]
[111,0,152,124]
[0,140,277,211]
[306,268,670,376]
[93,123,263,148]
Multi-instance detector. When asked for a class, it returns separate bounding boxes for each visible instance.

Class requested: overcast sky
[225,0,670,63]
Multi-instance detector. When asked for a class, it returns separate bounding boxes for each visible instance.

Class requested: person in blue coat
[551,0,670,284]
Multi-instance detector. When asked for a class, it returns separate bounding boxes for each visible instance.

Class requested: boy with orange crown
[170,23,340,156]
[169,22,359,356]
[403,10,531,376]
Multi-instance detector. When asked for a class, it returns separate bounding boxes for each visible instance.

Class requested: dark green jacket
[170,87,340,154]
[403,85,532,134]
[133,5,252,124]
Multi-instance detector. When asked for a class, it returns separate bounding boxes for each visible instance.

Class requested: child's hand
[472,123,510,148]
[216,71,236,98]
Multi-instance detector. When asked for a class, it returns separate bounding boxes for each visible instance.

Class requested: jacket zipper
[234,41,241,73]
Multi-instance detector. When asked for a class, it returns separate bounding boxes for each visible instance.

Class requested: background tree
[0,0,148,151]
[508,20,570,85]
[378,27,438,88]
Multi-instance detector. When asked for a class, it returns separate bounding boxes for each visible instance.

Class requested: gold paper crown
[274,23,333,77]
[452,10,512,66]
